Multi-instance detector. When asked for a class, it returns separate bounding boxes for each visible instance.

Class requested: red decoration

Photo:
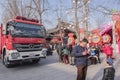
[91,34,101,44]
[102,34,111,43]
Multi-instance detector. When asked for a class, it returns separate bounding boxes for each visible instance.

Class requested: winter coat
[103,46,113,55]
[62,48,69,55]
[90,50,96,56]
[72,45,89,67]
[102,67,115,80]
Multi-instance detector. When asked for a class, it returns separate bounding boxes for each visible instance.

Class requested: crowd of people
[47,35,116,80]
[55,37,102,66]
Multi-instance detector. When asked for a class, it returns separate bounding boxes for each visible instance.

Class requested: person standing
[62,46,69,64]
[102,58,115,80]
[68,36,75,65]
[72,38,89,80]
[63,33,68,47]
[103,43,113,58]
[56,42,63,62]
[68,44,74,65]
[94,46,101,63]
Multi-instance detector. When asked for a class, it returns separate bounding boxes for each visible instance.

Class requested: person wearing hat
[72,38,89,80]
[102,58,115,80]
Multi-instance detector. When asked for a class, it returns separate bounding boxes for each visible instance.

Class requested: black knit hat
[82,38,88,43]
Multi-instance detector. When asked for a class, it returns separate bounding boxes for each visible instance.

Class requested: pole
[58,18,63,46]
[75,0,80,43]
[112,21,117,54]
[84,0,90,37]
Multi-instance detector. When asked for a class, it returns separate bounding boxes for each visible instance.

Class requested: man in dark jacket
[56,43,63,62]
[72,38,89,80]
[102,58,115,80]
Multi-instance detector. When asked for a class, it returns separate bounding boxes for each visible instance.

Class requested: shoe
[70,63,74,66]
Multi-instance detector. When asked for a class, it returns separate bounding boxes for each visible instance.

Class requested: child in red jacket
[103,43,113,58]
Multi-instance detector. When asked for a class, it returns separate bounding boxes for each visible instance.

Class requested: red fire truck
[0,16,47,67]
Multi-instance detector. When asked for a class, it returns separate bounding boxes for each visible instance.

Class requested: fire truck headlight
[42,50,47,56]
[11,52,20,59]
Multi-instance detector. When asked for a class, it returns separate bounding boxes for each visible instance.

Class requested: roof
[47,21,87,34]
[47,21,75,34]
[47,27,59,34]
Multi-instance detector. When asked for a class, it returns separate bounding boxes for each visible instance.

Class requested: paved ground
[0,51,120,80]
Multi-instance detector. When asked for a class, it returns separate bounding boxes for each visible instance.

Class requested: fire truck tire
[3,50,12,68]
[32,58,40,63]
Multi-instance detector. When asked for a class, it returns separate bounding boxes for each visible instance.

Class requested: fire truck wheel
[32,58,40,63]
[3,51,12,68]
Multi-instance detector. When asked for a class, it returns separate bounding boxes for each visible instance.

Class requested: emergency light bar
[16,16,39,23]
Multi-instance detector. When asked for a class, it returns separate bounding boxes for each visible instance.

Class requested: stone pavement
[0,51,120,80]
[42,51,120,80]
[47,51,120,80]
[85,52,120,80]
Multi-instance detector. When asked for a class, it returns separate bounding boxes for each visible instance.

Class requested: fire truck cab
[0,16,47,67]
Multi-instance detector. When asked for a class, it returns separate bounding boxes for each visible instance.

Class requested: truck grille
[13,43,43,52]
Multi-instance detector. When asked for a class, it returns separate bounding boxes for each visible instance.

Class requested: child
[102,58,115,80]
[94,46,101,63]
[103,43,113,58]
[62,46,69,64]
[89,46,99,64]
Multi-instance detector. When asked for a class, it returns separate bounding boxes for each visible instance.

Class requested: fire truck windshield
[11,22,46,38]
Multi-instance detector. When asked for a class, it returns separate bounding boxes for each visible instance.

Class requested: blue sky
[42,0,120,30]
[0,0,120,30]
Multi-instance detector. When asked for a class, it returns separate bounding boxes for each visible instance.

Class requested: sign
[91,34,101,44]
[102,34,111,43]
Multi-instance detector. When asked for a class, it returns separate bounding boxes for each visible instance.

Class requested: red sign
[91,34,101,44]
[102,34,111,43]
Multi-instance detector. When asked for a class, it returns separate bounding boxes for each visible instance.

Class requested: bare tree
[1,0,35,23]
[95,14,108,28]
[32,0,49,24]
[1,0,49,24]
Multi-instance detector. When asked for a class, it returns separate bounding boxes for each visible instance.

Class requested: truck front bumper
[7,48,47,61]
